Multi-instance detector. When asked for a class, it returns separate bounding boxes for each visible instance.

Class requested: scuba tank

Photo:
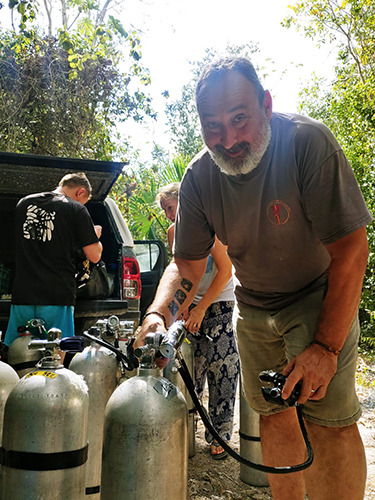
[0,358,19,490]
[0,328,88,500]
[69,321,122,499]
[163,334,195,458]
[239,380,268,486]
[0,360,19,441]
[7,318,47,377]
[101,322,188,500]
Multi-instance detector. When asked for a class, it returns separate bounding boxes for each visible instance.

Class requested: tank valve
[133,332,164,363]
[95,316,135,346]
[17,317,48,339]
[28,329,84,368]
[159,321,187,359]
[133,321,187,365]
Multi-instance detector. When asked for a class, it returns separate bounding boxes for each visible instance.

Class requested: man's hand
[133,313,166,349]
[281,343,338,404]
[133,313,169,369]
[94,225,102,238]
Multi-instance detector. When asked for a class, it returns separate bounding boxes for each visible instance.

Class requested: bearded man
[136,57,371,500]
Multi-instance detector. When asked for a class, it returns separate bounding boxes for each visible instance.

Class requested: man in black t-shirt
[4,172,102,346]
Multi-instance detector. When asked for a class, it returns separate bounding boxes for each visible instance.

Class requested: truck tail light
[122,257,141,299]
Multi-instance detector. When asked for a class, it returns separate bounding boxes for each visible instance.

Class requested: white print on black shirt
[23,204,56,242]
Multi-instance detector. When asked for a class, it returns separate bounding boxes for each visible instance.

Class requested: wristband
[311,339,341,356]
[142,311,167,329]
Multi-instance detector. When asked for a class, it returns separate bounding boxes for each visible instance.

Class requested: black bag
[76,259,113,300]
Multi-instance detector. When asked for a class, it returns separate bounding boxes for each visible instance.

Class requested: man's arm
[83,241,103,264]
[82,225,103,264]
[282,226,369,403]
[134,257,207,347]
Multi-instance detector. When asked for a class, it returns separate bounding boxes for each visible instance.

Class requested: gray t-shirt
[174,113,372,310]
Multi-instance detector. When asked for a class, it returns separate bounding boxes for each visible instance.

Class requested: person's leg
[260,408,306,499]
[290,313,366,499]
[304,421,366,500]
[186,330,208,402]
[37,305,75,338]
[203,301,240,455]
[234,293,365,499]
[261,413,366,500]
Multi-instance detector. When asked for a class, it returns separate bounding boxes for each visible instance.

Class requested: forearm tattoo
[167,277,193,319]
[168,300,179,317]
[181,278,193,292]
[175,289,186,305]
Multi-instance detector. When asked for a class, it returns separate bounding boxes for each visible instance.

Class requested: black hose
[82,332,135,371]
[82,329,313,474]
[177,355,314,474]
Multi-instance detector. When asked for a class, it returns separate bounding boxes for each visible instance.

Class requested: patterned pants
[188,300,240,443]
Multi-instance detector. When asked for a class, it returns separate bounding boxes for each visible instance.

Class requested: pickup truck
[0,151,167,343]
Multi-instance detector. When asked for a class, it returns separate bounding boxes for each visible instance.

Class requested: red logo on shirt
[267,200,291,225]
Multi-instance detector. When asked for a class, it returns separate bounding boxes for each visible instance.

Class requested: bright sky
[122,0,337,161]
[0,0,337,162]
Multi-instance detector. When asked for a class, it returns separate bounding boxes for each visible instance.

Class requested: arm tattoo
[168,300,179,317]
[168,277,192,318]
[181,278,193,292]
[175,289,187,305]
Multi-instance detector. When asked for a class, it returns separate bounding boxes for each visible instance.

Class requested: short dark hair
[59,172,92,198]
[196,57,265,113]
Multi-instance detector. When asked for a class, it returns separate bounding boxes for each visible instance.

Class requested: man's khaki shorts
[233,290,361,427]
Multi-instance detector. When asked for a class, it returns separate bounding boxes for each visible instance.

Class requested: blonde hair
[155,182,180,205]
[59,172,92,199]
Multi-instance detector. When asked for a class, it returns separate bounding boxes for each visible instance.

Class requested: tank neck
[138,366,161,377]
[39,357,63,370]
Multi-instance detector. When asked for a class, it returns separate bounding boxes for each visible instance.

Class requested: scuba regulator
[84,318,314,474]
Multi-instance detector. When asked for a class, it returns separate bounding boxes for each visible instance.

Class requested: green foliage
[0,0,155,159]
[109,155,191,252]
[285,0,375,347]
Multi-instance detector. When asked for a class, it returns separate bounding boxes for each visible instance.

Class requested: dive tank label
[153,379,178,400]
[25,371,57,379]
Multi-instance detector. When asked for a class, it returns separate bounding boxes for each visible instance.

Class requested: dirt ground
[187,355,375,500]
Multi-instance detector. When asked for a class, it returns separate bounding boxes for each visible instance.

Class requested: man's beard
[208,114,271,176]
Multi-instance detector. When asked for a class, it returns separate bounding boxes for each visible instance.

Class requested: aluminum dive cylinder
[69,325,120,499]
[0,330,89,500]
[0,360,19,441]
[164,337,195,457]
[239,379,268,486]
[7,332,43,377]
[101,331,188,500]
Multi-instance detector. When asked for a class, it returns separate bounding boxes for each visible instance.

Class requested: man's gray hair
[196,57,265,113]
